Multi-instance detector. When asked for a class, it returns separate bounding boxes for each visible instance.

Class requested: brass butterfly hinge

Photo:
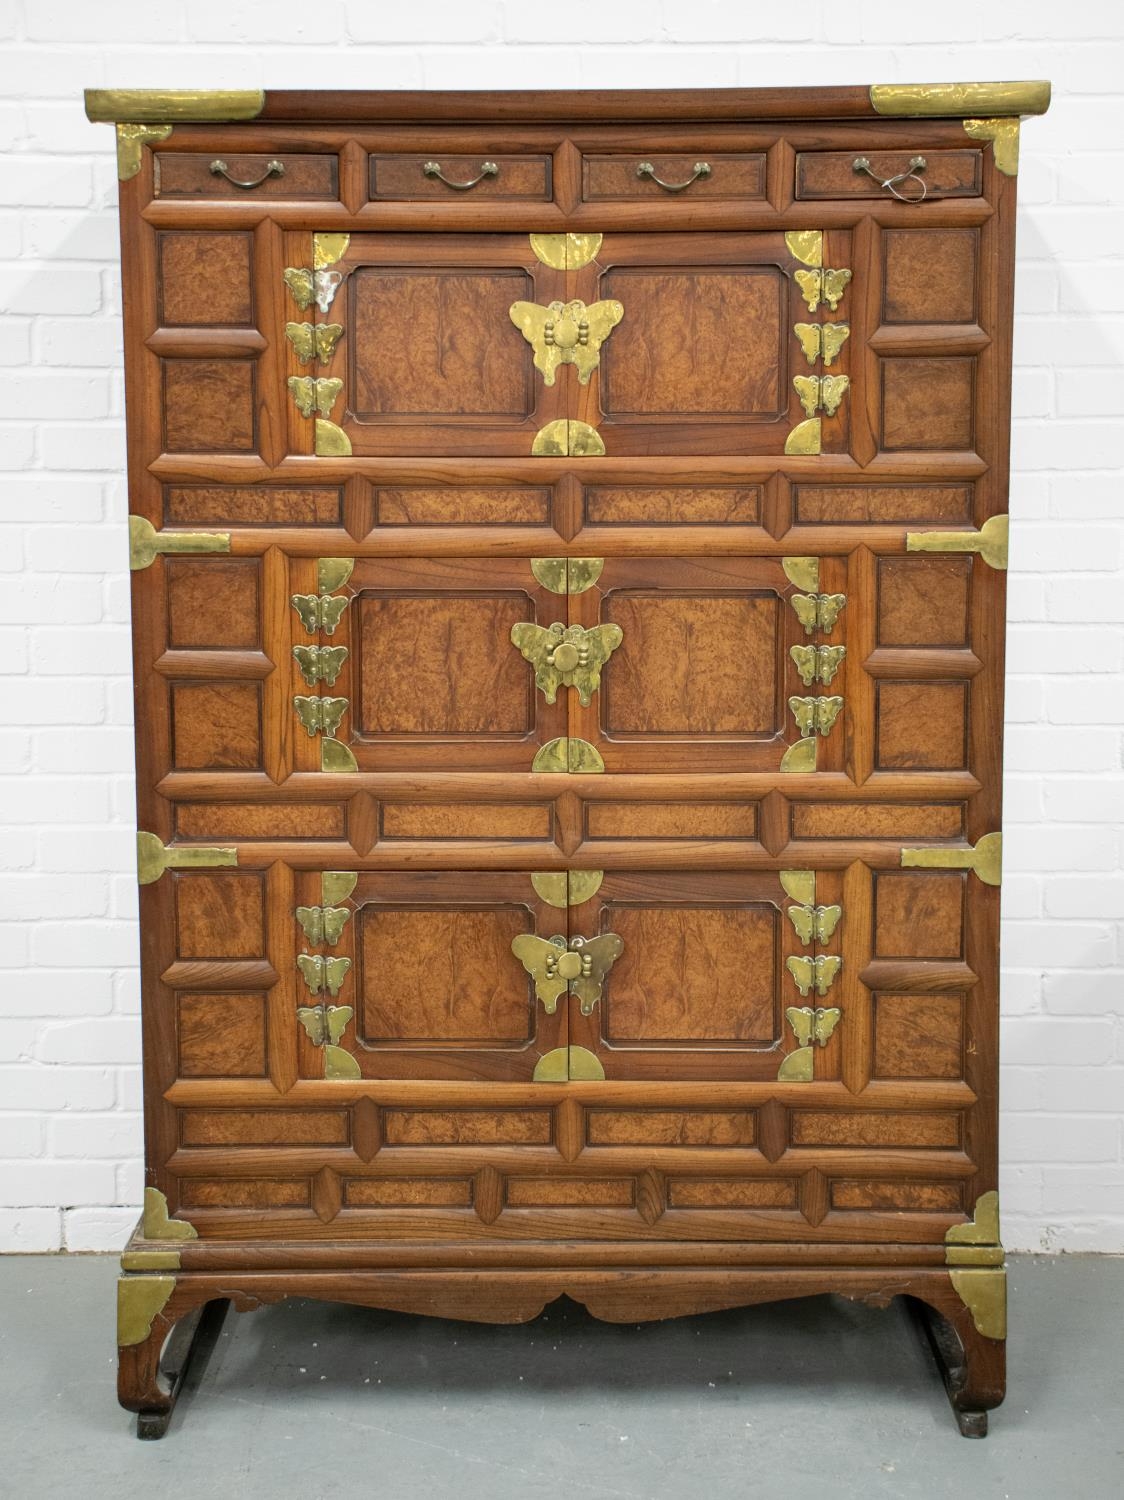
[297,952,351,998]
[129,515,230,571]
[113,123,173,181]
[906,515,1009,571]
[510,298,624,386]
[790,592,846,636]
[283,265,343,314]
[794,266,853,315]
[901,831,1002,887]
[529,232,603,270]
[787,954,843,998]
[291,594,349,634]
[530,557,604,595]
[531,419,606,457]
[295,904,352,945]
[778,1004,841,1081]
[292,644,348,687]
[285,322,344,365]
[790,644,846,687]
[793,373,850,419]
[794,322,850,367]
[297,1002,361,1078]
[511,932,623,1016]
[786,903,842,946]
[533,1045,606,1082]
[288,375,343,419]
[946,1190,1006,1338]
[511,621,622,706]
[530,871,605,908]
[789,694,843,738]
[136,832,236,886]
[532,737,606,774]
[294,695,348,739]
[117,1275,176,1348]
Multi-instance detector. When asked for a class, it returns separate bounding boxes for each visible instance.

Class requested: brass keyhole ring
[852,155,928,203]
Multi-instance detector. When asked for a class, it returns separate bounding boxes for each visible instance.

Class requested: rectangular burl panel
[157,231,253,327]
[873,994,965,1080]
[876,682,968,770]
[174,872,266,961]
[176,993,267,1077]
[582,486,762,525]
[882,229,979,325]
[166,558,261,650]
[881,358,975,451]
[877,557,972,648]
[162,359,256,453]
[164,486,342,526]
[374,487,552,526]
[875,872,966,960]
[170,681,262,770]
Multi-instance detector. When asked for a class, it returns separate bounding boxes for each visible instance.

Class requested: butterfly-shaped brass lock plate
[509,298,624,385]
[511,932,624,1015]
[510,621,623,706]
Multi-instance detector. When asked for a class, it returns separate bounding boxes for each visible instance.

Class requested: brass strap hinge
[906,515,1008,570]
[129,515,230,571]
[901,831,1002,886]
[136,832,237,886]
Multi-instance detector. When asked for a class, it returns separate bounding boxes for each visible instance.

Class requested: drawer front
[583,152,767,201]
[154,152,339,200]
[796,149,982,200]
[369,153,553,201]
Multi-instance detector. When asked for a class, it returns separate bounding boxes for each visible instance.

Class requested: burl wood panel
[349,269,533,419]
[382,1110,553,1146]
[875,873,965,960]
[154,151,338,199]
[175,803,346,839]
[584,802,758,839]
[789,1112,961,1149]
[873,994,965,1079]
[883,229,978,325]
[881,358,975,451]
[794,149,982,199]
[790,804,964,839]
[174,872,265,961]
[587,1110,756,1147]
[583,154,766,200]
[583,487,762,524]
[877,557,972,648]
[345,1179,474,1207]
[180,1110,349,1146]
[876,682,968,770]
[356,594,531,735]
[164,486,342,526]
[166,558,261,650]
[157,231,253,327]
[598,268,785,416]
[176,993,266,1077]
[357,906,534,1043]
[179,1179,310,1208]
[380,803,553,840]
[370,154,552,200]
[668,1179,798,1209]
[794,484,972,525]
[601,593,777,734]
[603,905,778,1043]
[375,487,551,526]
[170,681,262,770]
[162,359,256,453]
[506,1178,635,1207]
[831,1180,963,1211]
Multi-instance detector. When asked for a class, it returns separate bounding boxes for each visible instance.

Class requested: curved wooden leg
[118,1278,230,1439]
[908,1284,1006,1438]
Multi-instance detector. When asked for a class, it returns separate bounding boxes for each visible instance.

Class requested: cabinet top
[84,81,1050,126]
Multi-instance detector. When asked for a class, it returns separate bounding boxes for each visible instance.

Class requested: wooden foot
[909,1294,1006,1438]
[119,1291,229,1439]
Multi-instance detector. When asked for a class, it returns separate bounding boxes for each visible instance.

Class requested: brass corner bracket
[901,831,1002,887]
[137,833,237,887]
[113,123,172,181]
[142,1187,198,1242]
[907,515,1008,570]
[129,515,230,571]
[946,1190,1006,1339]
[963,118,1021,176]
[117,1274,176,1348]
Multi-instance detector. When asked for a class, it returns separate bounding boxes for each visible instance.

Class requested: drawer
[154,152,339,199]
[583,152,767,201]
[369,153,553,200]
[795,149,982,200]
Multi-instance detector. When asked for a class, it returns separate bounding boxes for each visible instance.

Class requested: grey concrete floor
[0,1254,1120,1499]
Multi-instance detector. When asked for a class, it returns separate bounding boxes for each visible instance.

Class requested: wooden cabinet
[89,80,1049,1439]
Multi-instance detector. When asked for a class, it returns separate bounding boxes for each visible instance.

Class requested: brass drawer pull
[422,159,499,190]
[209,157,285,189]
[636,159,712,193]
[852,154,928,202]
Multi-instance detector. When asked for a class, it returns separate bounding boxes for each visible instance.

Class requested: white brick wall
[1,0,1121,1254]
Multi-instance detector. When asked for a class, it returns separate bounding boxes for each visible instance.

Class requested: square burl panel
[603,905,778,1043]
[355,594,531,736]
[166,558,261,650]
[177,992,267,1077]
[171,681,262,769]
[162,359,256,453]
[875,872,965,960]
[349,269,534,419]
[877,556,971,648]
[598,268,785,417]
[174,872,265,960]
[873,993,964,1079]
[881,358,974,451]
[601,593,778,735]
[882,229,978,325]
[876,682,967,770]
[157,231,253,327]
[357,906,534,1044]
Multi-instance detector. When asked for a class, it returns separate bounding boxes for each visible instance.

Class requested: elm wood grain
[154,151,339,200]
[164,484,343,525]
[156,230,253,326]
[873,994,965,1080]
[177,993,268,1078]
